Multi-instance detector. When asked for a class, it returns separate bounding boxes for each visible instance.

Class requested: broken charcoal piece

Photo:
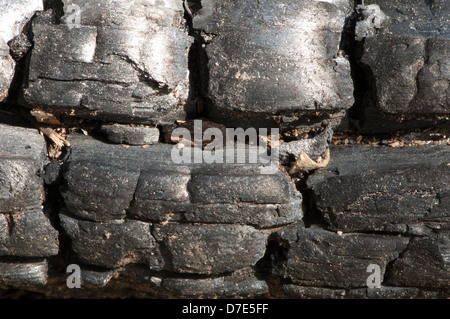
[61,160,141,221]
[192,0,354,125]
[22,0,193,124]
[0,0,43,101]
[307,145,450,234]
[273,224,409,288]
[0,123,47,213]
[0,260,48,286]
[153,223,268,275]
[99,124,160,145]
[61,134,303,227]
[44,160,63,185]
[59,213,164,270]
[385,232,450,288]
[0,124,59,259]
[0,210,59,257]
[8,33,32,61]
[357,0,449,116]
[81,268,120,288]
[161,268,269,297]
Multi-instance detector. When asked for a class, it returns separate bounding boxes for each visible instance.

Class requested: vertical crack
[183,0,213,119]
[343,2,373,133]
[382,236,412,285]
[254,232,291,298]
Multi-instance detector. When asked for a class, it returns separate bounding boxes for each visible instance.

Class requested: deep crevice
[43,0,65,24]
[296,173,329,229]
[382,236,412,285]
[254,231,291,298]
[5,9,37,106]
[184,0,213,120]
[343,3,372,134]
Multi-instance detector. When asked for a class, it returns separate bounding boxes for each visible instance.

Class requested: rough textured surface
[61,134,303,227]
[0,260,48,287]
[0,210,58,257]
[274,225,410,288]
[160,268,269,297]
[0,123,47,212]
[0,0,43,101]
[283,285,427,299]
[56,134,297,293]
[22,0,192,124]
[307,145,450,234]
[386,233,450,288]
[193,0,354,124]
[99,124,160,145]
[153,223,267,275]
[0,123,59,259]
[357,0,449,115]
[279,126,333,164]
[60,214,163,269]
[0,0,448,300]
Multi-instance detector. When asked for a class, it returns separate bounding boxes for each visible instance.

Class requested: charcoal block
[0,124,47,213]
[153,223,268,275]
[100,124,160,145]
[274,225,409,288]
[0,0,43,101]
[0,210,58,257]
[22,0,193,124]
[161,268,269,297]
[192,0,354,125]
[357,0,449,116]
[307,145,450,233]
[62,134,303,228]
[0,260,48,286]
[0,124,58,259]
[60,213,163,270]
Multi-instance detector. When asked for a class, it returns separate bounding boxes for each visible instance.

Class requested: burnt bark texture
[0,0,448,299]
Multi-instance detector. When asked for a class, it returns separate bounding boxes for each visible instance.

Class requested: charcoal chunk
[0,124,58,259]
[62,134,303,228]
[0,210,59,257]
[0,0,43,101]
[0,260,48,286]
[161,268,268,297]
[358,0,449,116]
[0,124,47,213]
[274,225,409,288]
[60,214,163,270]
[307,145,450,233]
[386,233,450,288]
[22,0,192,124]
[100,124,160,145]
[153,223,267,275]
[193,0,354,124]
[81,268,120,288]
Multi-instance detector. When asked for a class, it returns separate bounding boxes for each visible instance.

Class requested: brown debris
[332,129,449,147]
[30,109,61,126]
[289,148,331,175]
